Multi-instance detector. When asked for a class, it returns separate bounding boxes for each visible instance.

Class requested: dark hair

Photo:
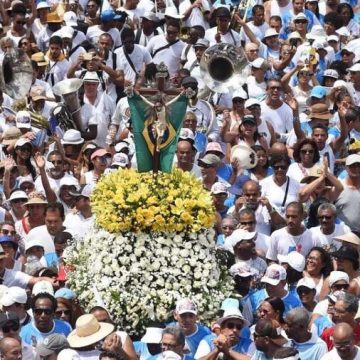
[324,12,343,29]
[46,202,65,221]
[266,78,282,90]
[47,150,63,159]
[191,25,205,38]
[13,148,36,181]
[251,145,269,169]
[286,201,304,215]
[269,15,282,24]
[121,27,135,41]
[337,3,354,20]
[100,351,123,360]
[49,35,63,46]
[311,123,329,133]
[329,60,348,79]
[252,4,264,15]
[306,246,333,277]
[305,0,320,20]
[56,297,77,327]
[269,154,291,167]
[293,138,320,163]
[32,293,57,312]
[345,106,360,123]
[54,231,73,245]
[263,296,285,324]
[166,19,180,30]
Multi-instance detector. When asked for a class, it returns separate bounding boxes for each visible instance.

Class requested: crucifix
[126,63,191,174]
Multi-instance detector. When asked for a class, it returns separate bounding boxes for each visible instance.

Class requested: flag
[128,93,188,173]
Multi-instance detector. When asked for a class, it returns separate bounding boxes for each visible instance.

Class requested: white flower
[180,249,189,258]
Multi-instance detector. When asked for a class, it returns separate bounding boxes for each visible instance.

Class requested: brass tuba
[199,43,248,94]
[52,78,83,131]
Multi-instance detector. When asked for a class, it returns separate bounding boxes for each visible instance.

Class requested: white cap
[175,298,197,315]
[341,45,355,54]
[288,31,302,40]
[179,128,195,142]
[312,40,327,50]
[264,28,279,38]
[278,251,306,272]
[293,12,307,21]
[329,271,350,287]
[323,69,339,79]
[114,141,130,153]
[25,238,45,252]
[245,98,261,108]
[251,58,267,69]
[9,190,28,202]
[61,129,84,145]
[162,351,181,360]
[141,11,157,22]
[296,277,316,290]
[141,327,163,344]
[232,88,248,100]
[57,349,79,360]
[60,26,74,39]
[218,308,249,327]
[111,153,129,167]
[327,34,339,42]
[16,111,31,129]
[63,11,78,27]
[32,280,54,296]
[59,176,79,189]
[229,263,255,278]
[337,26,350,37]
[346,154,360,166]
[210,182,228,195]
[14,138,32,148]
[261,264,287,286]
[36,1,50,9]
[83,71,100,82]
[1,287,27,306]
[306,25,326,40]
[226,229,256,250]
[348,63,360,72]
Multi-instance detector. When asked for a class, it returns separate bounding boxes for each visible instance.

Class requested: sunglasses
[300,149,314,154]
[34,308,53,316]
[226,322,242,330]
[332,284,349,291]
[1,322,19,333]
[295,19,308,24]
[1,229,16,236]
[55,309,71,316]
[199,163,215,169]
[273,165,288,170]
[297,287,313,295]
[50,160,63,165]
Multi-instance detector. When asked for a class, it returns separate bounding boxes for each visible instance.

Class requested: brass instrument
[52,78,84,131]
[180,23,189,42]
[199,43,248,94]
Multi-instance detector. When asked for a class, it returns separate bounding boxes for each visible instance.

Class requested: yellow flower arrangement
[91,169,216,233]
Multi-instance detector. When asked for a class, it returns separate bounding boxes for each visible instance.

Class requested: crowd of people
[0,0,359,357]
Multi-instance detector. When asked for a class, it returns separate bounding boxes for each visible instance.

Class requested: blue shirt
[291,333,327,360]
[20,319,72,347]
[149,354,194,360]
[313,315,333,337]
[134,341,154,360]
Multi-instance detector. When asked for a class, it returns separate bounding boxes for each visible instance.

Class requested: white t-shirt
[179,0,210,29]
[204,27,241,46]
[3,268,30,288]
[260,101,293,139]
[287,162,312,183]
[260,175,300,217]
[240,21,269,43]
[64,212,94,238]
[115,45,152,83]
[310,223,350,250]
[147,34,186,76]
[267,227,315,260]
[34,173,79,197]
[320,346,360,360]
[246,76,267,100]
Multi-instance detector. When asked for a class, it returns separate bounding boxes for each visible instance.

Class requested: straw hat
[67,314,114,348]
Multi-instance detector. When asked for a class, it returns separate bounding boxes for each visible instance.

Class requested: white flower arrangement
[64,226,234,335]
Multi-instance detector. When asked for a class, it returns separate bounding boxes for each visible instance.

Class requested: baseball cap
[54,288,76,300]
[141,327,163,344]
[68,184,93,199]
[182,76,198,87]
[341,45,354,55]
[175,298,197,315]
[0,312,19,328]
[36,334,70,356]
[346,154,360,166]
[232,88,248,100]
[251,58,268,69]
[198,154,221,167]
[91,149,111,161]
[101,9,118,22]
[210,182,228,195]
[1,287,27,307]
[63,11,77,27]
[245,98,260,108]
[16,111,31,129]
[288,31,302,40]
[264,28,279,38]
[349,63,360,72]
[226,229,256,249]
[59,176,79,189]
[194,39,209,48]
[140,11,157,22]
[179,128,195,142]
[310,85,327,99]
[32,280,54,296]
[30,85,46,101]
[14,138,32,149]
[329,271,349,287]
[277,251,306,272]
[36,1,50,9]
[296,277,316,290]
[111,153,129,167]
[229,263,255,278]
[327,34,339,42]
[114,141,130,153]
[323,69,339,79]
[241,115,257,126]
[261,264,287,286]
[0,235,17,250]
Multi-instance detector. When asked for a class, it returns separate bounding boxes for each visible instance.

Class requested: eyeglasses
[55,309,71,316]
[50,160,63,165]
[1,322,20,333]
[273,165,288,170]
[225,322,242,330]
[332,284,349,291]
[1,229,16,236]
[34,308,53,316]
[300,149,315,154]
